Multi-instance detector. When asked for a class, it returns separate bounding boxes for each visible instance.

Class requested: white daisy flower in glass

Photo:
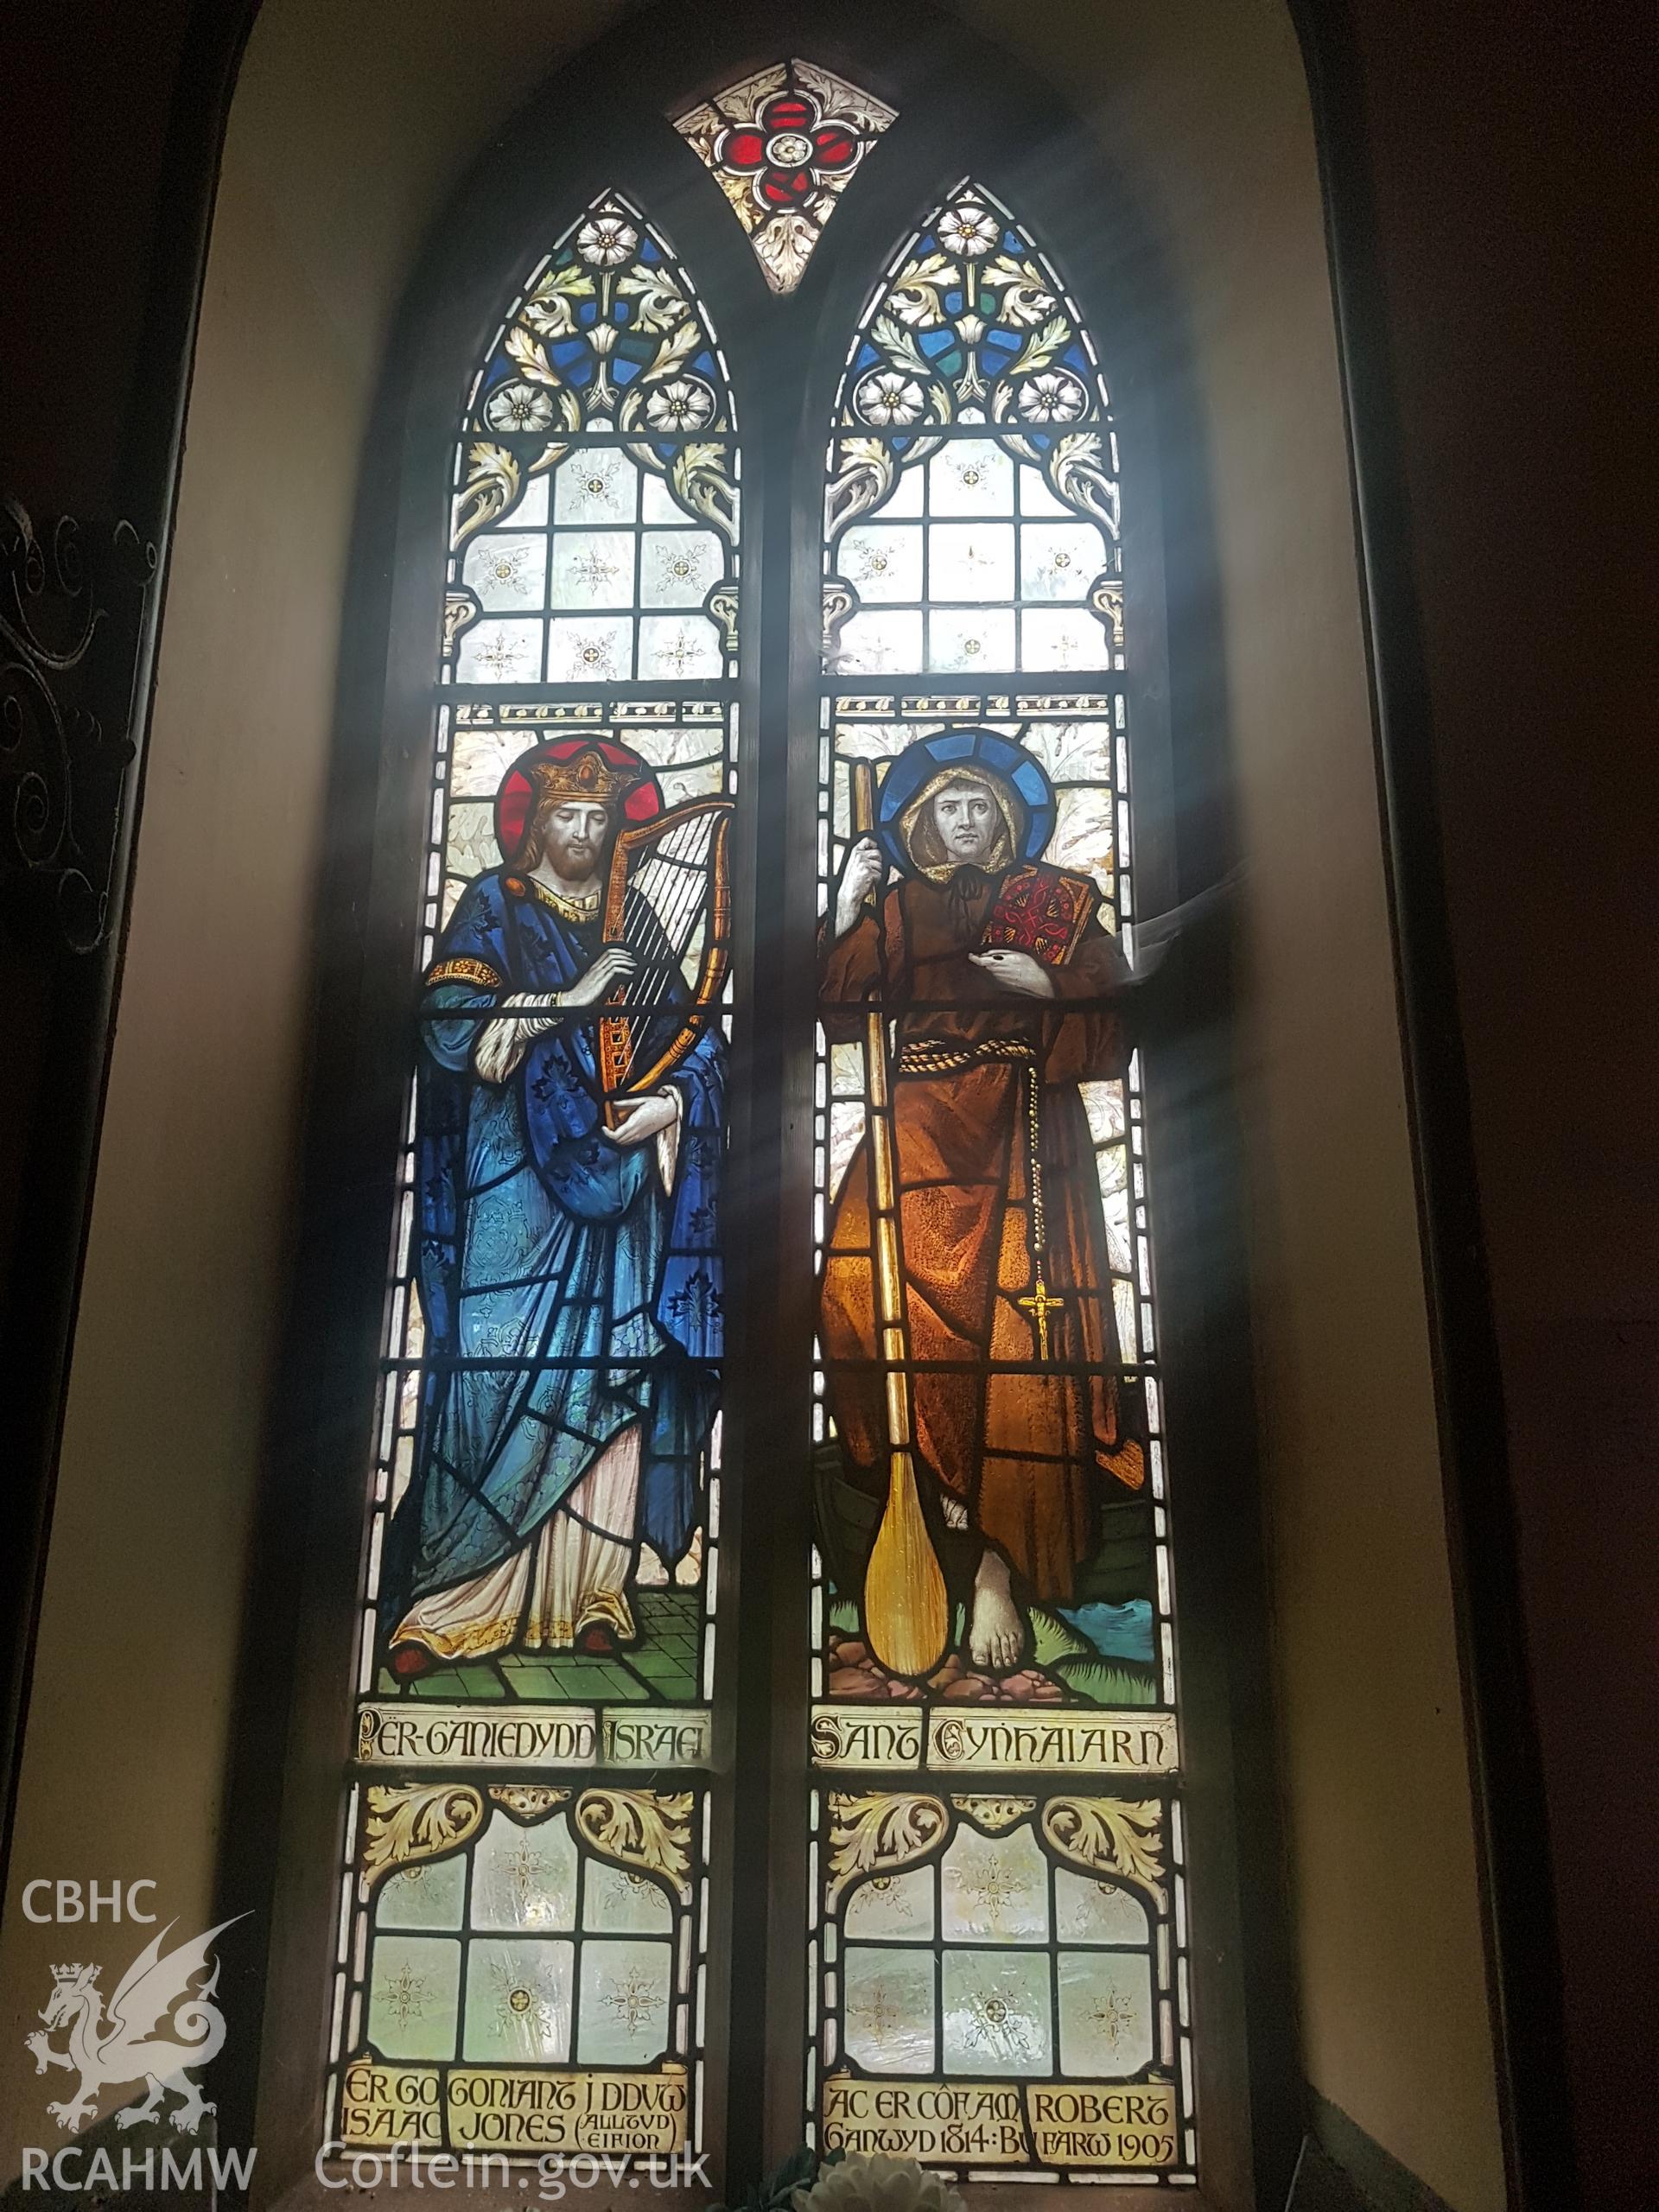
[938,203,1001,258]
[1017,369,1088,423]
[483,381,556,432]
[644,378,717,432]
[856,370,926,427]
[575,214,639,267]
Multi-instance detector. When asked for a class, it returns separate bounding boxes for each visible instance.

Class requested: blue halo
[873,727,1057,874]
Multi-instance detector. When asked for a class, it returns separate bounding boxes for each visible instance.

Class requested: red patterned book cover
[979,862,1096,966]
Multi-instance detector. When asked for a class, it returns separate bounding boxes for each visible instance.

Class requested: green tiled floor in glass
[376,1588,703,1703]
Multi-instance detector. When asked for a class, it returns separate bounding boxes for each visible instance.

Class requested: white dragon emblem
[25,1917,244,2135]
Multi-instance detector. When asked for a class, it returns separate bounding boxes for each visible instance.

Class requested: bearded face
[531,799,613,885]
[930,779,998,864]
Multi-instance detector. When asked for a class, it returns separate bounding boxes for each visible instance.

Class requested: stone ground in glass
[375,1587,703,1702]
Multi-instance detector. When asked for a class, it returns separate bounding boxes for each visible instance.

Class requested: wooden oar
[849,760,949,1681]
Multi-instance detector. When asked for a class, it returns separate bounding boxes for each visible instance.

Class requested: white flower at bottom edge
[794,2154,966,2212]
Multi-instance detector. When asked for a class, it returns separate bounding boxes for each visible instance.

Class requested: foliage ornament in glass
[806,173,1195,2181]
[455,190,737,548]
[836,181,1109,438]
[330,181,741,2160]
[823,181,1124,667]
[676,61,897,295]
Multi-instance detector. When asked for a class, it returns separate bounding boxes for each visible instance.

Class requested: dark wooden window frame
[236,7,1305,2207]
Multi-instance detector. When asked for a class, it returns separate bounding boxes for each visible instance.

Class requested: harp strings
[632,819,715,1004]
[609,812,719,1081]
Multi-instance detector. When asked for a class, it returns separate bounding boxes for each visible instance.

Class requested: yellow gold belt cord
[894,1034,1034,1074]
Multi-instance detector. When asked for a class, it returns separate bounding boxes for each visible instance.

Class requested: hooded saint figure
[819,728,1144,1675]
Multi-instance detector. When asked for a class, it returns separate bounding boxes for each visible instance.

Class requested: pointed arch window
[328,190,739,2164]
[290,57,1275,2206]
[807,182,1192,2181]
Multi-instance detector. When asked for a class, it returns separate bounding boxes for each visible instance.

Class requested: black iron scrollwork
[0,499,157,952]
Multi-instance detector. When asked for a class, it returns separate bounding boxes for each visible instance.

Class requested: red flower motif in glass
[716,92,861,213]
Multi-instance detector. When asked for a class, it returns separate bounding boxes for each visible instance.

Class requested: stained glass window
[808,182,1196,2180]
[675,62,897,295]
[329,111,1220,2190]
[330,192,737,2163]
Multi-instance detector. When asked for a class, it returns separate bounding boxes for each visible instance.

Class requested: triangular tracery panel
[675,60,896,295]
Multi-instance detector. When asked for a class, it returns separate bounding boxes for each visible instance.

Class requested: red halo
[493,735,662,866]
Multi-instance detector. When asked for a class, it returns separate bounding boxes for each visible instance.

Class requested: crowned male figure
[383,738,723,1675]
[820,730,1144,1677]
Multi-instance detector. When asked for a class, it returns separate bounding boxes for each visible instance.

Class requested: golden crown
[527,747,639,806]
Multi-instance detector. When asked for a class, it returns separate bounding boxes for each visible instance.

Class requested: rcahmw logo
[18,1885,255,2192]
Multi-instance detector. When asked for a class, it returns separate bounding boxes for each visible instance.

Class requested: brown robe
[820,862,1145,1605]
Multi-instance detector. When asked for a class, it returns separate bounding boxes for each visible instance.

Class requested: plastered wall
[0,133,350,2183]
[1337,13,1654,2205]
[1,5,1503,2205]
[0,1,609,2170]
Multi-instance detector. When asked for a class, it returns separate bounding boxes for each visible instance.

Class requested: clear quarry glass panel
[329,190,738,2164]
[810,181,1194,2180]
[340,1786,707,2154]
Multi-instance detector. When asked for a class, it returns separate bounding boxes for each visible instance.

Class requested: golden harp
[596,797,734,1129]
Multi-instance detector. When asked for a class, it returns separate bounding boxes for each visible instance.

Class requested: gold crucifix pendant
[1018,1273,1065,1362]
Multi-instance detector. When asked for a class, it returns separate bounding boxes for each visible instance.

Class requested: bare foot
[968,1551,1023,1673]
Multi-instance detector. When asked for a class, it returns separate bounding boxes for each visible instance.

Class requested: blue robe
[381,867,723,1631]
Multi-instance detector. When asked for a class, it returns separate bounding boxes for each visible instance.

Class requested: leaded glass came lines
[338,1784,708,2154]
[675,61,896,295]
[807,184,1195,2181]
[808,1793,1186,2172]
[328,189,737,2169]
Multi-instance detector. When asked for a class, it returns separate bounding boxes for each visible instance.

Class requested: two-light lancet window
[329,57,1197,2190]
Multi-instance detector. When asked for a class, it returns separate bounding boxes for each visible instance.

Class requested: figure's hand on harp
[602,1090,680,1147]
[834,837,885,939]
[563,944,638,1007]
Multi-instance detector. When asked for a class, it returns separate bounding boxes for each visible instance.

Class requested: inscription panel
[340,2059,689,2154]
[357,1704,714,1771]
[809,1703,1179,1776]
[821,2074,1179,2171]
